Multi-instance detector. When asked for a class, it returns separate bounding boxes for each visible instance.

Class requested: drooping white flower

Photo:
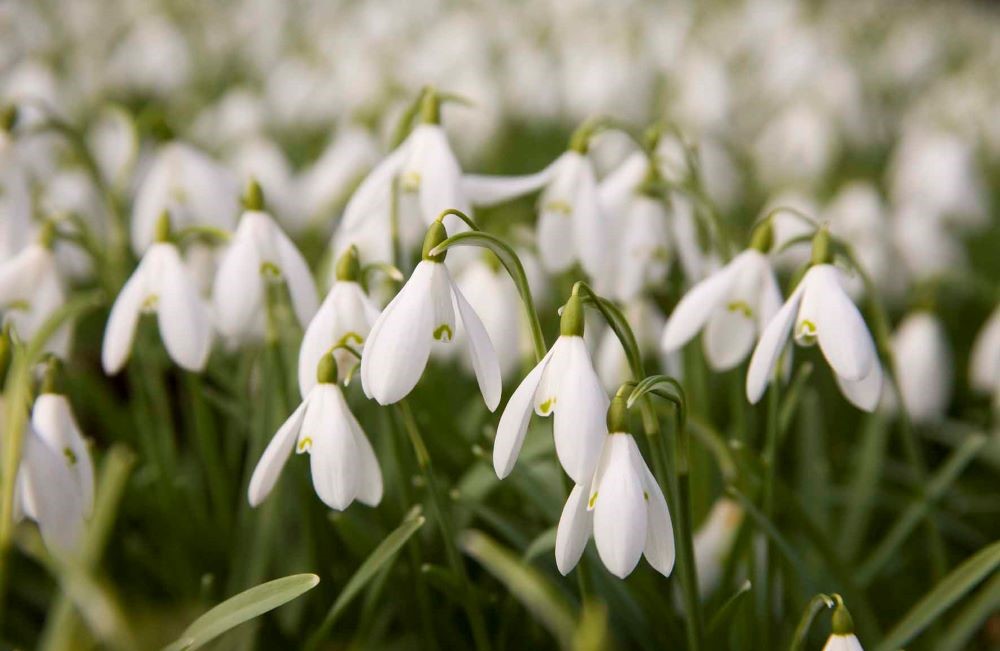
[212,207,318,345]
[131,142,239,254]
[607,193,671,302]
[824,181,898,299]
[0,232,70,357]
[662,246,782,372]
[102,232,212,374]
[298,247,380,397]
[822,633,864,651]
[360,222,501,410]
[970,304,1000,397]
[492,293,607,483]
[250,354,382,511]
[298,126,378,225]
[746,262,883,412]
[888,312,952,424]
[87,106,137,190]
[555,430,674,579]
[17,387,94,557]
[332,94,472,266]
[693,498,744,597]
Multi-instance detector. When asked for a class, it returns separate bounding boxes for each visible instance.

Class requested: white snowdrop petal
[463,163,558,207]
[661,261,738,352]
[101,256,149,374]
[338,141,410,234]
[411,125,469,224]
[430,264,456,343]
[452,280,502,411]
[533,337,571,415]
[822,633,865,651]
[212,237,263,340]
[537,210,575,273]
[31,394,95,516]
[362,261,435,405]
[305,386,360,510]
[702,306,757,371]
[349,415,383,507]
[493,349,553,479]
[836,358,883,412]
[969,306,1000,392]
[298,286,342,398]
[746,285,805,403]
[592,436,648,578]
[571,160,607,279]
[552,338,609,483]
[248,400,307,507]
[640,463,675,577]
[811,265,876,381]
[21,431,85,555]
[157,245,212,371]
[555,483,593,575]
[274,226,319,327]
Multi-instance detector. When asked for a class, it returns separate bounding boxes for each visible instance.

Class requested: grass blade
[461,529,576,650]
[163,574,320,651]
[875,539,1000,651]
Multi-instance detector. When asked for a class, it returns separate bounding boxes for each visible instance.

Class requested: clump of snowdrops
[0,2,999,650]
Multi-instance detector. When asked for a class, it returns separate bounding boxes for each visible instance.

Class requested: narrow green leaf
[876,539,1000,651]
[838,414,889,561]
[305,508,425,649]
[163,573,320,651]
[461,529,576,650]
[788,593,835,651]
[937,571,1000,651]
[857,434,987,585]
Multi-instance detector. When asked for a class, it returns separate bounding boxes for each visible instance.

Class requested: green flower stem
[759,378,781,651]
[396,400,491,651]
[430,230,546,363]
[788,593,835,651]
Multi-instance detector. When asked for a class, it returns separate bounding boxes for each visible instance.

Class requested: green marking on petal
[297,437,313,453]
[6,299,30,312]
[63,447,77,466]
[337,331,364,346]
[543,200,572,215]
[539,397,555,415]
[643,491,649,501]
[795,319,818,346]
[141,295,159,312]
[588,491,598,508]
[433,324,453,342]
[401,171,421,192]
[260,261,282,279]
[726,300,753,318]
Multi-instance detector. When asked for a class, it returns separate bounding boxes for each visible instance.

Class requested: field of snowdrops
[0,0,998,649]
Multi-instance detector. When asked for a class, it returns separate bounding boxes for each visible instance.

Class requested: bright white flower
[693,498,744,597]
[16,392,95,556]
[360,223,501,410]
[229,138,302,232]
[608,194,671,302]
[102,240,212,374]
[555,432,674,578]
[249,354,382,511]
[333,109,471,265]
[0,237,70,357]
[298,248,380,397]
[662,248,782,371]
[970,304,1000,396]
[746,263,883,411]
[822,633,864,651]
[87,106,137,190]
[889,312,952,424]
[212,209,318,345]
[493,294,607,483]
[131,142,239,254]
[298,126,378,224]
[452,254,524,378]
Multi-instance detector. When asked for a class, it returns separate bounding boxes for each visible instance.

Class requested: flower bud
[316,352,339,385]
[560,294,585,337]
[335,245,361,282]
[243,177,265,211]
[421,221,448,262]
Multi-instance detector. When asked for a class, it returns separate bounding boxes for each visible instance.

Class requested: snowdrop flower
[493,292,607,483]
[0,224,70,356]
[464,124,607,278]
[298,246,380,397]
[662,228,781,372]
[822,598,864,651]
[16,366,94,555]
[102,215,212,374]
[608,190,671,302]
[554,393,674,578]
[332,90,471,265]
[212,186,318,345]
[970,304,1000,397]
[131,141,239,254]
[361,220,501,410]
[889,312,952,424]
[298,126,378,224]
[746,233,883,412]
[452,253,524,378]
[693,498,744,597]
[249,353,382,511]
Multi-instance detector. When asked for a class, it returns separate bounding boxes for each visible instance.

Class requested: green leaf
[788,593,835,651]
[461,529,576,650]
[706,580,752,641]
[876,539,1000,651]
[937,572,1000,651]
[305,508,425,649]
[163,574,320,651]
